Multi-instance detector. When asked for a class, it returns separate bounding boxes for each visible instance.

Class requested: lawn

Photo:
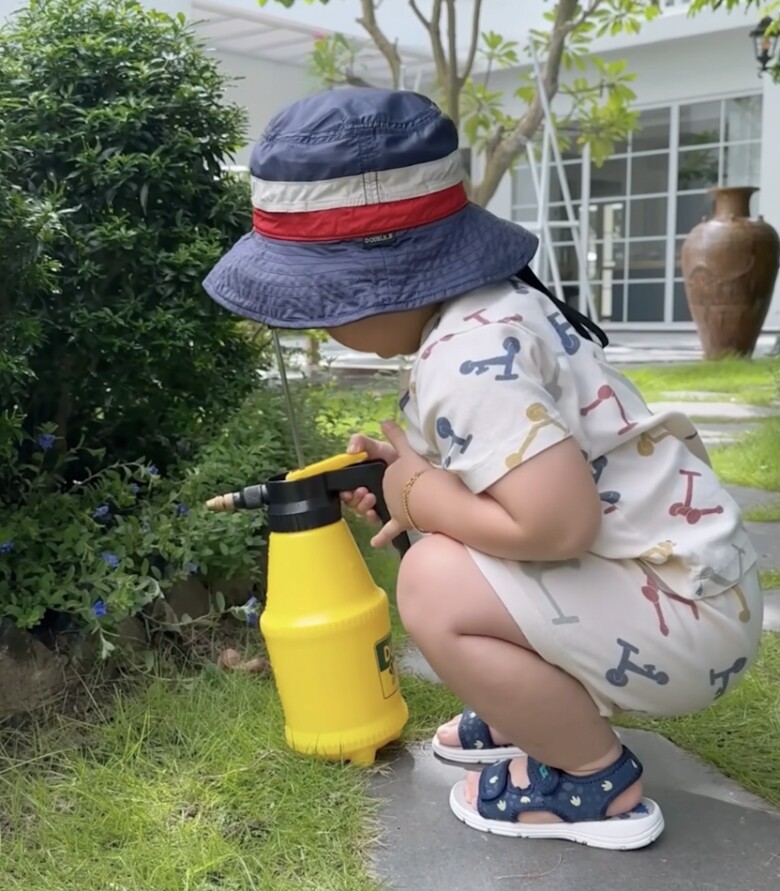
[623,355,780,406]
[710,417,780,492]
[761,569,780,590]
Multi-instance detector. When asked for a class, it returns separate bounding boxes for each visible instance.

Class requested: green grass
[624,356,780,406]
[0,672,380,891]
[710,417,780,492]
[616,633,780,809]
[761,569,780,590]
[744,501,780,522]
[0,514,440,891]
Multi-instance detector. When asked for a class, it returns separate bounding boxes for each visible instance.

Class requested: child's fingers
[370,517,403,549]
[355,492,377,514]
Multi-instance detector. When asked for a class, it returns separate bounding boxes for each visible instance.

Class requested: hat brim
[202,203,539,329]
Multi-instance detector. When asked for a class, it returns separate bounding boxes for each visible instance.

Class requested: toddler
[204,87,763,850]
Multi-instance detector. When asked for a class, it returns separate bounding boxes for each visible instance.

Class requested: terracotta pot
[681,186,779,359]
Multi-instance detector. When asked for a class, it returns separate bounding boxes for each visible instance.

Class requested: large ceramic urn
[681,186,779,359]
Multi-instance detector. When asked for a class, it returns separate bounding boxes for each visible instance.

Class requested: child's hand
[340,432,398,525]
[371,420,435,549]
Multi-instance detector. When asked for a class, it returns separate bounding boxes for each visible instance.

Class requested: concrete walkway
[371,397,780,891]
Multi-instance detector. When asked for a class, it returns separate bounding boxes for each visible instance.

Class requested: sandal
[431,710,524,765]
[449,745,664,850]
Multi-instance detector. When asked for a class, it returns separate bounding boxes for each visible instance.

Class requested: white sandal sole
[431,734,524,765]
[449,780,665,850]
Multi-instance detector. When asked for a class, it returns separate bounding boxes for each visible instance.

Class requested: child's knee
[396,534,463,632]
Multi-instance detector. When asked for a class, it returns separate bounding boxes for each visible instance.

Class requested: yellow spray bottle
[206,450,409,766]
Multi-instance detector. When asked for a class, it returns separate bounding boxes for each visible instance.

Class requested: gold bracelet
[402,470,430,534]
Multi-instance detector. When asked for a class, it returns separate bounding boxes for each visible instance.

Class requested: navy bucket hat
[202,87,540,330]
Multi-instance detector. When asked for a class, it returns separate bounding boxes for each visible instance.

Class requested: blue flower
[244,595,259,626]
[187,562,199,575]
[101,551,120,569]
[176,502,189,517]
[129,483,140,495]
[36,433,56,451]
[92,600,107,618]
[147,465,159,477]
[92,504,110,520]
[0,541,14,555]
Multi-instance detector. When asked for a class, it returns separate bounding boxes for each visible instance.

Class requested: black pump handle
[325,460,412,557]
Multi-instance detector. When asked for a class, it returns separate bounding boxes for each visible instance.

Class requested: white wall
[212,49,315,165]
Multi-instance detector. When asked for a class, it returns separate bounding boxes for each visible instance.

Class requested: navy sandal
[431,710,523,765]
[449,745,664,850]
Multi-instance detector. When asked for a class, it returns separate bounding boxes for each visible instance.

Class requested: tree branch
[410,0,448,96]
[568,0,606,33]
[460,0,484,85]
[472,0,578,207]
[444,0,460,126]
[326,72,378,88]
[356,0,401,88]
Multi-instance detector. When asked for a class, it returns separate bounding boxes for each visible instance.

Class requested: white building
[3,0,778,337]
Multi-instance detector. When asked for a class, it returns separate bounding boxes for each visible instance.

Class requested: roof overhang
[192,0,437,87]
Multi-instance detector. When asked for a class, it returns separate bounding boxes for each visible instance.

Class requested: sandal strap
[477,746,643,824]
[457,710,497,752]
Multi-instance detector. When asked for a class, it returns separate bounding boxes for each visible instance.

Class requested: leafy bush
[0,0,303,647]
[0,383,341,651]
[0,0,263,487]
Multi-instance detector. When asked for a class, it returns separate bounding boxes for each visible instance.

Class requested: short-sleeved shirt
[400,279,757,601]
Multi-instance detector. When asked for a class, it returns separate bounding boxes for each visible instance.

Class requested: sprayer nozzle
[205,493,236,513]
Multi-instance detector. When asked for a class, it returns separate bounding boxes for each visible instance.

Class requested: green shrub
[0,0,262,486]
[0,383,341,649]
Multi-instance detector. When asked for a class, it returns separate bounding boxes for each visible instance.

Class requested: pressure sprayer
[204,333,410,766]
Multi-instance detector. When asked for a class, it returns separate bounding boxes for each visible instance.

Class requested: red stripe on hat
[253,182,468,242]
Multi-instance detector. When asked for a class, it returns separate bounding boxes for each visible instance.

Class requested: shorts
[466,548,764,719]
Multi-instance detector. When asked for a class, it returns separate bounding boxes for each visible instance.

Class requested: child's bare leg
[397,534,642,821]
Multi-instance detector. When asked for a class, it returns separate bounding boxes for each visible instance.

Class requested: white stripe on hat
[251,149,464,213]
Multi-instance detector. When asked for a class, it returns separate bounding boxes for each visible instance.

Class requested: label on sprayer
[374,633,399,699]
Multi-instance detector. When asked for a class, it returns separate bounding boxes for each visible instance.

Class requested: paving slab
[370,735,780,891]
[646,400,777,420]
[727,485,780,514]
[745,521,780,572]
[763,591,780,631]
[697,422,761,447]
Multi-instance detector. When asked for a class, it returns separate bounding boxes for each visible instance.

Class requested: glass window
[679,100,721,147]
[531,93,761,324]
[626,283,665,322]
[724,95,762,142]
[673,281,692,322]
[551,242,579,281]
[606,282,625,322]
[590,157,628,199]
[512,163,537,208]
[549,162,583,203]
[675,192,711,235]
[723,142,761,186]
[632,107,670,152]
[587,240,626,283]
[678,147,719,191]
[628,240,666,279]
[585,202,626,239]
[674,237,687,277]
[630,152,669,195]
[629,197,668,238]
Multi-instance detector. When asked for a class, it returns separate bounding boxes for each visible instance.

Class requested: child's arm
[377,421,601,562]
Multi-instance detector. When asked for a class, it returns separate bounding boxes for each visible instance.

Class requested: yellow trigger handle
[285,451,369,482]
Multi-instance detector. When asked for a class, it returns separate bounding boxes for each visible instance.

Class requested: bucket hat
[202,87,540,330]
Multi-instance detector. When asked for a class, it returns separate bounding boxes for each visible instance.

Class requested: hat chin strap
[513,266,609,350]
